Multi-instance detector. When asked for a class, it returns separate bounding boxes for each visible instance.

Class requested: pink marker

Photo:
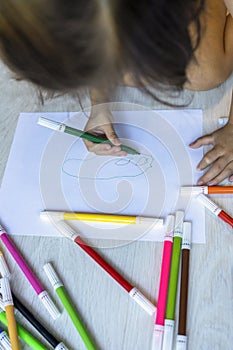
[0,224,60,319]
[151,215,175,350]
[196,194,233,228]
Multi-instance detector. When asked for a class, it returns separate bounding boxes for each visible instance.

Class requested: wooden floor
[1,60,233,350]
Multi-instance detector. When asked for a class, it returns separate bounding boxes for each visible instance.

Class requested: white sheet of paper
[0,110,205,243]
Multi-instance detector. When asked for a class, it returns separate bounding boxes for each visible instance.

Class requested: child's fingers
[84,140,127,156]
[84,139,111,152]
[196,147,223,171]
[197,156,231,184]
[96,149,127,157]
[198,161,233,185]
[189,134,214,148]
[103,124,121,146]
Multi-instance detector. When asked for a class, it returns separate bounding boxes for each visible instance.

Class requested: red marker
[52,221,156,316]
[196,194,233,228]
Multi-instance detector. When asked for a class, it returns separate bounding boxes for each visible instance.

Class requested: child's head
[0,0,205,94]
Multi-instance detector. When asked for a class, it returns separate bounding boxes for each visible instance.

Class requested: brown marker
[176,222,191,350]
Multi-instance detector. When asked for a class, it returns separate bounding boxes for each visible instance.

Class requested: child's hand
[189,123,233,185]
[83,109,127,156]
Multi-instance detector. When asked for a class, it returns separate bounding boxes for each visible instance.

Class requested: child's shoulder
[186,0,232,91]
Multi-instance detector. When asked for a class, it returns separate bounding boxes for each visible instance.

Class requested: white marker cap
[196,194,221,216]
[0,331,12,350]
[164,215,175,241]
[40,211,64,221]
[0,226,6,235]
[38,290,60,320]
[162,319,175,350]
[182,222,191,250]
[56,221,80,241]
[38,117,65,131]
[0,277,13,307]
[151,324,164,350]
[0,252,10,278]
[129,287,156,316]
[176,335,187,350]
[174,211,184,238]
[43,263,63,290]
[55,342,70,350]
[180,186,208,195]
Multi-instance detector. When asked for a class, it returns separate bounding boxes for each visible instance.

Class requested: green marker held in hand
[38,117,140,155]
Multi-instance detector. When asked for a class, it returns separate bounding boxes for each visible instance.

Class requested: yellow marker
[40,211,164,225]
[0,277,20,350]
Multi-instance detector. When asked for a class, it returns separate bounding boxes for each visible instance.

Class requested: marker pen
[0,325,11,350]
[38,117,139,155]
[0,251,10,278]
[40,211,163,226]
[181,186,233,195]
[152,215,174,350]
[55,221,156,316]
[176,222,191,350]
[12,294,68,350]
[44,263,96,350]
[0,308,48,350]
[0,224,60,319]
[0,277,20,350]
[196,194,233,228]
[163,211,184,350]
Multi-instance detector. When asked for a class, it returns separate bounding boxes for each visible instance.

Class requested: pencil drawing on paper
[62,153,154,180]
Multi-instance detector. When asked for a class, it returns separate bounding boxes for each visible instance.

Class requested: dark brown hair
[0,0,205,98]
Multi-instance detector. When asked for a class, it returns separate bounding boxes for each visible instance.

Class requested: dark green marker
[38,117,140,155]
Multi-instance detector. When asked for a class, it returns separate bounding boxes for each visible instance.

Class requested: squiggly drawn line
[62,153,154,181]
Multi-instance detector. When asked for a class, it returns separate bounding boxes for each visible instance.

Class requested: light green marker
[0,309,47,350]
[38,117,140,155]
[162,210,184,350]
[44,263,96,350]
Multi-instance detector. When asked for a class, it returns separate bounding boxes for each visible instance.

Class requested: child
[0,0,232,185]
[187,0,233,186]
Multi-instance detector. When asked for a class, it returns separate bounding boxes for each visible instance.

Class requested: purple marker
[0,224,60,319]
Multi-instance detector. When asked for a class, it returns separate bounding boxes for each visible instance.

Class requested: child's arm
[186,0,233,91]
[187,0,233,184]
[83,88,126,156]
[190,91,233,185]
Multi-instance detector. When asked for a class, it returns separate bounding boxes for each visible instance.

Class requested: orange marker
[181,186,233,195]
[0,277,20,350]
